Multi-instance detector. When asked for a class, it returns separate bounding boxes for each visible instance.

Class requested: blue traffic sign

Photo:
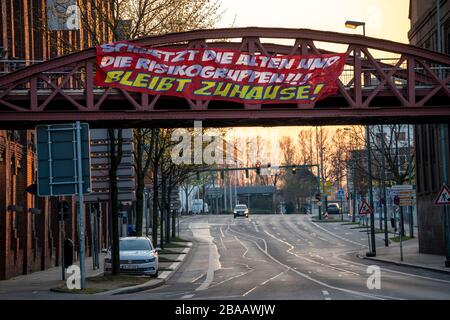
[36,123,91,196]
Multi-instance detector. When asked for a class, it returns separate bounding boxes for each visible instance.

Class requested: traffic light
[255,162,261,175]
[245,169,249,179]
[57,200,69,221]
[292,165,297,174]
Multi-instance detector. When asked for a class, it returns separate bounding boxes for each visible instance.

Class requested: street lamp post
[345,20,375,256]
[366,125,376,256]
[345,20,366,36]
[435,0,450,267]
[380,126,389,247]
[235,160,238,205]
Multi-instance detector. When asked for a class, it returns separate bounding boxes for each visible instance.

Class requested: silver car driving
[104,237,159,277]
[233,204,249,218]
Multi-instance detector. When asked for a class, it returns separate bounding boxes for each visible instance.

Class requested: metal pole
[352,158,356,223]
[366,215,370,248]
[60,202,65,280]
[366,125,376,256]
[143,189,146,236]
[228,169,233,210]
[407,125,414,238]
[435,0,450,267]
[75,121,85,290]
[234,161,238,205]
[223,170,227,213]
[381,125,389,246]
[399,208,404,262]
[316,164,322,220]
[93,204,99,269]
[436,0,442,53]
[90,206,95,270]
[202,184,206,214]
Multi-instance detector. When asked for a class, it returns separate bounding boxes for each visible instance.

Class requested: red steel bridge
[0,27,449,128]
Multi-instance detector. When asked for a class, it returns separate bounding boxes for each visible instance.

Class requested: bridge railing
[2,58,449,92]
[0,28,449,114]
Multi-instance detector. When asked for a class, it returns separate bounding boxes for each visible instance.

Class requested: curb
[99,242,193,296]
[356,253,450,275]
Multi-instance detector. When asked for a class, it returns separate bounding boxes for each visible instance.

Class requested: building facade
[0,0,113,279]
[409,0,450,254]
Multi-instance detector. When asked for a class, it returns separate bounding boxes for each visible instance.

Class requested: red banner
[94,42,346,104]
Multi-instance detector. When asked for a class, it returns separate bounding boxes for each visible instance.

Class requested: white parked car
[104,237,159,277]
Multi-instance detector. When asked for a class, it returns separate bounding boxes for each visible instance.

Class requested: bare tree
[348,125,415,185]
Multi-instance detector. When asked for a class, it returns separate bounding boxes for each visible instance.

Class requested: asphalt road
[114,214,450,300]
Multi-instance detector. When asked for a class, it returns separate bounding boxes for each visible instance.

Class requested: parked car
[233,204,249,218]
[326,203,341,215]
[104,237,159,277]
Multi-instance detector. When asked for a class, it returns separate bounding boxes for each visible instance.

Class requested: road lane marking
[233,235,266,262]
[182,294,194,299]
[191,273,206,283]
[263,230,360,276]
[226,224,268,252]
[242,269,289,297]
[227,225,400,300]
[219,234,227,250]
[207,269,255,289]
[322,290,329,295]
[309,220,368,248]
[191,223,221,291]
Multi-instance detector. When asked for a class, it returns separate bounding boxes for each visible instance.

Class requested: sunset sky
[218,0,411,141]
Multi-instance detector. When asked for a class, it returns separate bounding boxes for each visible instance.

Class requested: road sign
[391,185,416,207]
[37,122,90,290]
[337,188,345,199]
[435,184,450,205]
[320,181,333,196]
[36,123,91,196]
[358,200,373,215]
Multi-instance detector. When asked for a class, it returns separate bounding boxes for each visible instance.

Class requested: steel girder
[0,27,449,128]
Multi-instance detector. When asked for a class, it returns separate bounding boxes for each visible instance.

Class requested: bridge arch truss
[0,27,449,128]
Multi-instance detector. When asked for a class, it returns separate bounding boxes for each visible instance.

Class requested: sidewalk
[0,242,193,298]
[0,255,104,297]
[359,237,450,274]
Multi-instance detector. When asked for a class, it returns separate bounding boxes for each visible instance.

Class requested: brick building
[0,0,112,280]
[409,0,450,255]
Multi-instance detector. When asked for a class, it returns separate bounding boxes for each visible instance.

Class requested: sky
[217,0,410,44]
[216,0,411,140]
